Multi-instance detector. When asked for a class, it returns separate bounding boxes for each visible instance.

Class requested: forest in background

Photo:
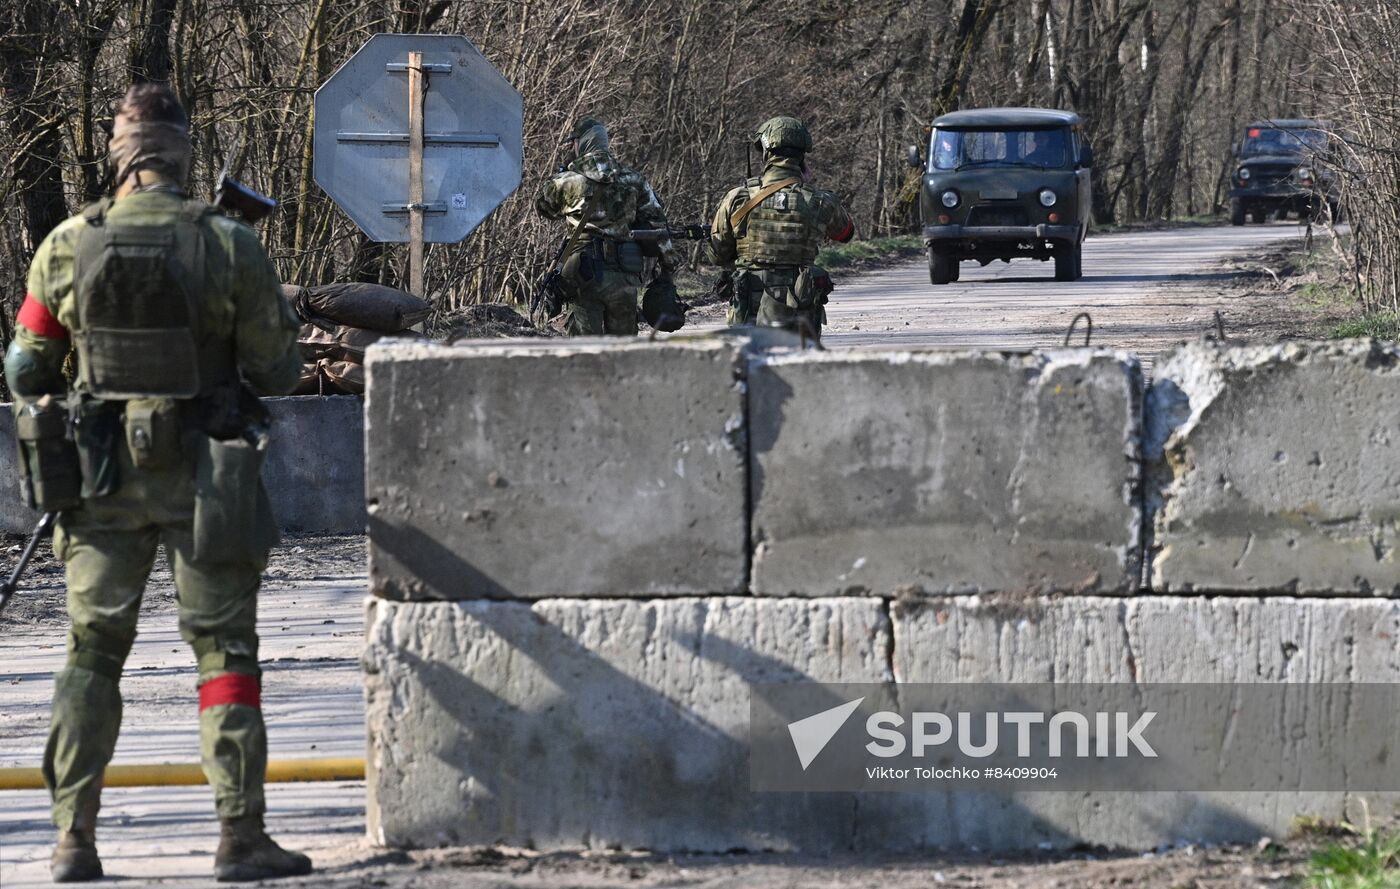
[2,0,1396,331]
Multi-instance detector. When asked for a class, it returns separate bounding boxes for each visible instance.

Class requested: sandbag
[297,322,384,362]
[286,282,431,333]
[319,359,364,395]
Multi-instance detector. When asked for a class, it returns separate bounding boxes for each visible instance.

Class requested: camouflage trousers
[559,240,644,336]
[44,442,271,830]
[726,267,824,339]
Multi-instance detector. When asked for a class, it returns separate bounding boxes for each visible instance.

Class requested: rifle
[528,238,571,327]
[213,136,278,224]
[0,512,57,616]
[630,224,710,243]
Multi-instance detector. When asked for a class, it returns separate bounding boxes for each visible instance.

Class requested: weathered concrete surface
[365,339,748,599]
[880,595,1400,850]
[366,594,1397,853]
[1147,340,1400,594]
[749,349,1143,597]
[0,407,40,533]
[0,396,364,534]
[364,596,891,850]
[263,396,366,533]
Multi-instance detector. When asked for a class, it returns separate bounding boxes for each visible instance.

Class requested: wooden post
[407,50,425,298]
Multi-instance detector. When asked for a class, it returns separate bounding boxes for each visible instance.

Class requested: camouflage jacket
[534,150,678,271]
[7,189,301,400]
[709,159,854,270]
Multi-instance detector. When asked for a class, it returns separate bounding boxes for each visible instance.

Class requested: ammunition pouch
[70,399,122,499]
[794,265,834,309]
[609,240,645,274]
[123,399,185,470]
[566,238,646,287]
[728,270,759,326]
[562,243,598,285]
[193,430,278,564]
[13,397,82,512]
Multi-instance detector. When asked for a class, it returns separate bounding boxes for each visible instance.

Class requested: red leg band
[199,674,261,710]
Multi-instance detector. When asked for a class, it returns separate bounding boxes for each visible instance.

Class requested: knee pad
[65,627,134,680]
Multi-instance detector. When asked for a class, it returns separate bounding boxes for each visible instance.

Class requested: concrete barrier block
[1147,340,1400,594]
[365,339,748,599]
[878,595,1400,850]
[0,397,364,535]
[264,396,365,534]
[0,409,41,533]
[364,596,892,850]
[749,349,1143,597]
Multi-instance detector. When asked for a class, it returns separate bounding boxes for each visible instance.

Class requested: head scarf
[108,118,191,188]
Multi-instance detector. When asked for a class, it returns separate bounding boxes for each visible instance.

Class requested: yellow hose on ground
[0,758,365,790]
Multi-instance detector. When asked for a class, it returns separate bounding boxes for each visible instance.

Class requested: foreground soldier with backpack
[709,116,855,339]
[4,82,311,883]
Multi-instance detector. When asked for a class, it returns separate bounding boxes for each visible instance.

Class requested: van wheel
[1229,199,1246,226]
[929,249,955,285]
[1053,242,1082,281]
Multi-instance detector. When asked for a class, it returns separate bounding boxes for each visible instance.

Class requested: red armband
[16,293,67,339]
[831,221,855,243]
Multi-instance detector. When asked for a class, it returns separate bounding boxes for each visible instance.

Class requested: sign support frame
[407,50,426,298]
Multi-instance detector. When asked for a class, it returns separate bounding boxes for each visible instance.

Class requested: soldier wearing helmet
[535,118,678,336]
[709,116,854,338]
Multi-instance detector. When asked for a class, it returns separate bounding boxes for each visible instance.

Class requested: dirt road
[696,221,1310,357]
[0,223,1331,887]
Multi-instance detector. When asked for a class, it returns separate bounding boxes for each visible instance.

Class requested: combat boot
[213,814,312,882]
[51,827,102,883]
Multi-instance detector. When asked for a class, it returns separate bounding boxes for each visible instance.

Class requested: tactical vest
[736,178,820,267]
[72,198,235,401]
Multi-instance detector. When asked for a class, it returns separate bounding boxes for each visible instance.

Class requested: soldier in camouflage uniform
[710,117,854,338]
[535,118,678,336]
[4,84,310,883]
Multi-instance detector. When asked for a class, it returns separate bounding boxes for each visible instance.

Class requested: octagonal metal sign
[314,33,523,243]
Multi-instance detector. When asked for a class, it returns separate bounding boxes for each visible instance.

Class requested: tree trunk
[131,0,178,82]
[0,0,70,253]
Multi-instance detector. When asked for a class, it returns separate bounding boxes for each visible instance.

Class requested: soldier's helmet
[568,117,610,155]
[568,117,606,142]
[754,117,812,155]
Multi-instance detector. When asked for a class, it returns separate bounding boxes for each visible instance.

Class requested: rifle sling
[557,187,607,269]
[728,178,801,231]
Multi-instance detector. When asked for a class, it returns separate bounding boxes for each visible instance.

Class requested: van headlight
[1296,167,1314,182]
[1238,167,1252,181]
[1038,189,1057,207]
[941,189,960,208]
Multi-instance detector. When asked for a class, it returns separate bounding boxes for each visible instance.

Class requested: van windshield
[932,127,1070,170]
[1240,127,1326,158]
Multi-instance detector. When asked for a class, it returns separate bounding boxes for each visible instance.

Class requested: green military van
[908,108,1093,285]
[1228,119,1338,225]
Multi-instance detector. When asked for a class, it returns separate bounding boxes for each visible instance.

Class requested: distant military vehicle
[908,108,1093,285]
[1228,119,1339,225]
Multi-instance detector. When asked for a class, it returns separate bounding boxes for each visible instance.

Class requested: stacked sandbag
[283,283,431,395]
